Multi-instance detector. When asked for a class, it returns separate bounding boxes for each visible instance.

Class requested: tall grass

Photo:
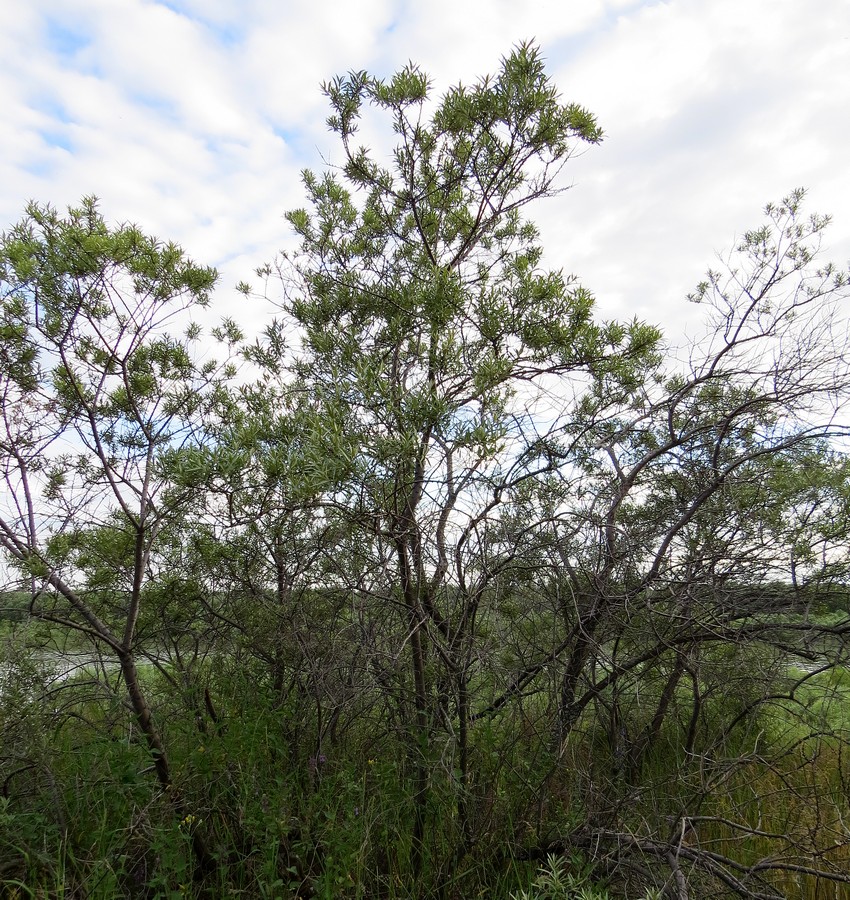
[3,650,850,898]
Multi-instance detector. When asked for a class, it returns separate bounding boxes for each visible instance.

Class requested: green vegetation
[2,43,850,898]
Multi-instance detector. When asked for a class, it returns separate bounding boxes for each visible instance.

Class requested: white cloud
[535,0,850,334]
[1,0,849,345]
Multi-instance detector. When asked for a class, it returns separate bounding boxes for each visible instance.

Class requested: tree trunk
[119,650,217,875]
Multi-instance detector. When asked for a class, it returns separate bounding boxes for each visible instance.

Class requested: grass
[0,662,543,897]
[3,643,850,898]
[694,744,850,899]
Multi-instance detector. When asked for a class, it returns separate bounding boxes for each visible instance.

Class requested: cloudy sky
[3,0,849,343]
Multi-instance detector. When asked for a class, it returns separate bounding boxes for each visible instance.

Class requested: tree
[0,197,231,872]
[499,190,850,896]
[249,42,660,875]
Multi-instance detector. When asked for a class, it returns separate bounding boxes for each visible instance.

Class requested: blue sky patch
[45,19,89,59]
[39,127,73,154]
[152,0,244,46]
